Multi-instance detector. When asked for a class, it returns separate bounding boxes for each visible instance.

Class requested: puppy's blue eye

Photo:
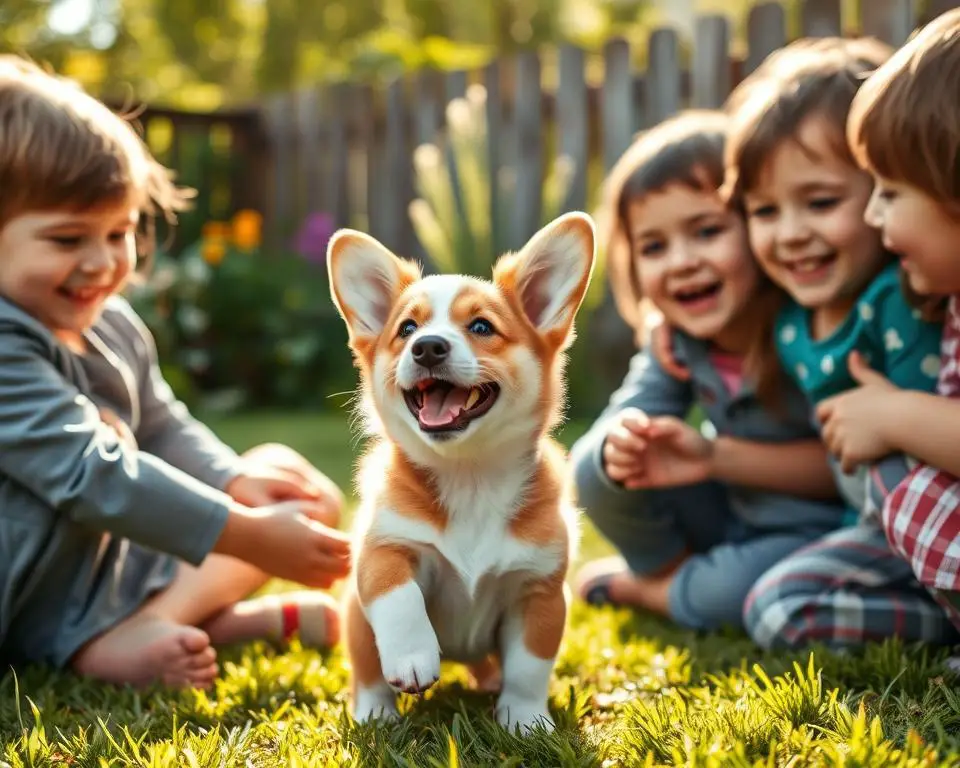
[398,320,418,339]
[469,318,495,336]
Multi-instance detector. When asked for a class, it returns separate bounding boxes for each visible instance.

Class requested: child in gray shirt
[0,56,351,689]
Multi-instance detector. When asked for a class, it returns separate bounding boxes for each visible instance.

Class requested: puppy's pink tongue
[421,387,469,427]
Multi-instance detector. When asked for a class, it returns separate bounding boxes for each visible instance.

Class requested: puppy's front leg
[495,576,569,734]
[360,542,441,695]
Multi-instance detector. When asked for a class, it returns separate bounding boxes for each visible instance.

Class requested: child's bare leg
[71,616,218,689]
[203,590,341,648]
[148,554,340,648]
[576,552,688,616]
[71,554,340,688]
[70,555,269,689]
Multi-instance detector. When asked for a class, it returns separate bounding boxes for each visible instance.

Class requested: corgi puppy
[327,211,595,734]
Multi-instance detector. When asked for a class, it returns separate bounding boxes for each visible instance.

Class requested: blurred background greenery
[3,0,828,110]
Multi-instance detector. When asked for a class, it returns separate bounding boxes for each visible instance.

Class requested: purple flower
[293,211,336,264]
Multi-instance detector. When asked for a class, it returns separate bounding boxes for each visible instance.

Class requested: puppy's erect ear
[494,212,596,346]
[327,230,421,344]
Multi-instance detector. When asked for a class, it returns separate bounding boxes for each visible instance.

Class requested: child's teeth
[465,388,480,409]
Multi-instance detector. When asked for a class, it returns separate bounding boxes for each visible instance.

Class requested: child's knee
[742,572,813,650]
[668,563,755,631]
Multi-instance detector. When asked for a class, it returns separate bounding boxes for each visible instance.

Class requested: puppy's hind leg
[495,580,569,735]
[344,587,398,724]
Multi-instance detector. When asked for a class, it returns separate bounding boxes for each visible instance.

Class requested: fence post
[746,2,786,76]
[601,38,632,173]
[693,15,730,108]
[860,0,917,45]
[295,86,322,222]
[262,94,295,251]
[324,83,350,231]
[557,44,588,213]
[802,0,842,37]
[511,50,543,249]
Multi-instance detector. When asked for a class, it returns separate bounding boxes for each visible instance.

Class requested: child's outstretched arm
[818,351,960,476]
[0,321,350,587]
[879,389,960,476]
[615,413,839,498]
[816,279,945,473]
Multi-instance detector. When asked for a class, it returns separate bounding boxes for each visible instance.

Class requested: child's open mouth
[783,253,837,281]
[672,281,722,311]
[58,285,105,306]
[403,378,501,433]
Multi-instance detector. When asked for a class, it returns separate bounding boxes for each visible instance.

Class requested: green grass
[4,412,960,766]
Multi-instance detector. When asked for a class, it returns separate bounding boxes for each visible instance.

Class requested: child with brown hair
[0,56,352,688]
[570,109,847,632]
[824,8,960,634]
[710,37,958,649]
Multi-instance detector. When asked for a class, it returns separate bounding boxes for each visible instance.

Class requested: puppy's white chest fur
[367,466,567,661]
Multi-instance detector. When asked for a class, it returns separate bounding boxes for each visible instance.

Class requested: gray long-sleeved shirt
[0,295,244,666]
[570,331,847,532]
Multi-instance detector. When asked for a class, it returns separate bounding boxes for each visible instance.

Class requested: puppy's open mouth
[403,378,501,433]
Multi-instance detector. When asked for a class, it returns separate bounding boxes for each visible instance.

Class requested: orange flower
[202,221,230,241]
[232,209,263,251]
[202,239,226,265]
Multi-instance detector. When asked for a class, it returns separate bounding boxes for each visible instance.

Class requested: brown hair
[602,110,730,330]
[848,9,960,209]
[599,109,786,410]
[722,36,893,205]
[0,55,192,266]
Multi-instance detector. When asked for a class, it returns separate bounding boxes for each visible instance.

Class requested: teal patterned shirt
[775,264,943,404]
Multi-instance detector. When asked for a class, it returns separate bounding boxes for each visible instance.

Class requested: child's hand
[603,409,713,489]
[624,415,714,490]
[219,500,352,589]
[227,443,344,527]
[603,407,651,484]
[648,316,691,381]
[816,351,900,473]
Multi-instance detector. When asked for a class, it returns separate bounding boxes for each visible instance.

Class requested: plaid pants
[883,464,960,631]
[744,520,959,650]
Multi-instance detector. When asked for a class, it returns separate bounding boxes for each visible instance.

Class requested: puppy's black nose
[411,335,451,368]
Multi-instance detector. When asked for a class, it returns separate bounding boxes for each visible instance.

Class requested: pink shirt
[708,349,745,396]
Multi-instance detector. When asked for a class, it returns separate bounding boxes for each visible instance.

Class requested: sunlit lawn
[3,411,960,766]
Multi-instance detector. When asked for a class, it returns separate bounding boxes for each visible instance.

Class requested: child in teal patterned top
[726,37,956,651]
[775,262,942,405]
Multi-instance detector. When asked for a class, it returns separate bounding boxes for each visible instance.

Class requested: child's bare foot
[202,591,340,649]
[71,615,218,689]
[575,555,680,614]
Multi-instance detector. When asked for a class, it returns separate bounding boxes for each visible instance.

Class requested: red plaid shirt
[883,296,960,609]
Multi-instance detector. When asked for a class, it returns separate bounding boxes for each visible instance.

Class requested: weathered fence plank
[557,44,588,212]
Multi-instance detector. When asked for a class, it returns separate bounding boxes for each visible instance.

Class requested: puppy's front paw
[495,697,555,735]
[381,648,441,694]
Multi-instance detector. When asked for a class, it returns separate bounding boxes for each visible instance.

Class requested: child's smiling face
[0,199,138,345]
[628,182,762,349]
[865,176,960,296]
[743,116,886,335]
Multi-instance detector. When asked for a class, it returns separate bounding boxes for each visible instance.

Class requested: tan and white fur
[327,212,595,734]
